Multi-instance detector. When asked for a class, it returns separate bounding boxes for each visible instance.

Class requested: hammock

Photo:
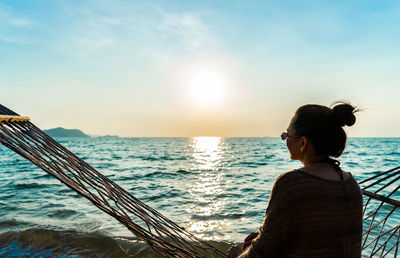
[359,166,400,257]
[0,104,225,258]
[0,104,398,257]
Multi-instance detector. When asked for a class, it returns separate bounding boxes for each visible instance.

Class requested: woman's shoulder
[272,170,308,190]
[271,169,361,201]
[275,169,307,183]
[274,169,358,188]
[268,170,311,202]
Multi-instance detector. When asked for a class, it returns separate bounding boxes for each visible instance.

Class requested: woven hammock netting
[0,104,399,257]
[358,166,400,257]
[0,105,225,258]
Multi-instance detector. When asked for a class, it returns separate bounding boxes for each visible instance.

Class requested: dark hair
[292,101,358,158]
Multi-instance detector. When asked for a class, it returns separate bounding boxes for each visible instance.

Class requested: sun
[188,68,227,107]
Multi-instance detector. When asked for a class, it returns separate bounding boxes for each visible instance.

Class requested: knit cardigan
[240,169,363,258]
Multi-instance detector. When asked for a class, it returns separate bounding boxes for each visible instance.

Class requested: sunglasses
[280,132,301,140]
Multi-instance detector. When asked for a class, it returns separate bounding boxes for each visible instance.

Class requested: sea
[0,137,398,257]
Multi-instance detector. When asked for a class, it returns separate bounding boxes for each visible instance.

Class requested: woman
[228,102,363,257]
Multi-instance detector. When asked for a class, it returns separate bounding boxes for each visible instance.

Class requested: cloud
[0,3,33,43]
[157,10,212,51]
[0,5,31,27]
[54,1,216,60]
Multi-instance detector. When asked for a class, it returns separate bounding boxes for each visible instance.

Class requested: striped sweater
[241,169,363,258]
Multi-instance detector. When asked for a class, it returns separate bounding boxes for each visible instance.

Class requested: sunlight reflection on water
[187,137,227,240]
[192,136,223,171]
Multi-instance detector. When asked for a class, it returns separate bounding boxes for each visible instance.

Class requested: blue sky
[1,0,399,137]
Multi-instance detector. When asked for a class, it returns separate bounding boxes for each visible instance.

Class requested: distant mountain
[44,127,89,138]
[101,135,120,138]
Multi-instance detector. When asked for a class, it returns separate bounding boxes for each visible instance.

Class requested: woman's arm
[238,173,297,257]
[242,232,259,251]
[227,232,258,258]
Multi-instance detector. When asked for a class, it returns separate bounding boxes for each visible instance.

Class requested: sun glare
[192,136,222,170]
[188,136,226,240]
[188,69,227,107]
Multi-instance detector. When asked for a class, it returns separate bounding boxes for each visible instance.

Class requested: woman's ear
[300,136,308,152]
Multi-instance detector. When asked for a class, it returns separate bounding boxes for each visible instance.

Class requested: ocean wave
[126,155,187,161]
[143,171,179,179]
[191,212,247,220]
[14,182,42,190]
[176,169,192,174]
[0,219,32,229]
[47,209,78,219]
[237,161,269,168]
[0,228,231,258]
[0,228,151,258]
[34,173,53,179]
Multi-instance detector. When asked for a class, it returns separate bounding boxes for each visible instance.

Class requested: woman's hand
[227,244,242,258]
[242,232,259,251]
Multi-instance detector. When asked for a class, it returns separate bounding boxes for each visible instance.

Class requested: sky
[1,0,399,137]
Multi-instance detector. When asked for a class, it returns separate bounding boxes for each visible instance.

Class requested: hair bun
[331,102,356,127]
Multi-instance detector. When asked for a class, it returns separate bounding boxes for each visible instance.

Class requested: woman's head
[286,101,358,158]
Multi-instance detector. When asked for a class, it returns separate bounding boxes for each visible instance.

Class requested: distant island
[101,135,120,138]
[44,127,89,138]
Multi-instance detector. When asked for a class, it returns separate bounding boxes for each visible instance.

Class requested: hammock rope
[0,105,225,258]
[0,104,398,257]
[359,165,400,257]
